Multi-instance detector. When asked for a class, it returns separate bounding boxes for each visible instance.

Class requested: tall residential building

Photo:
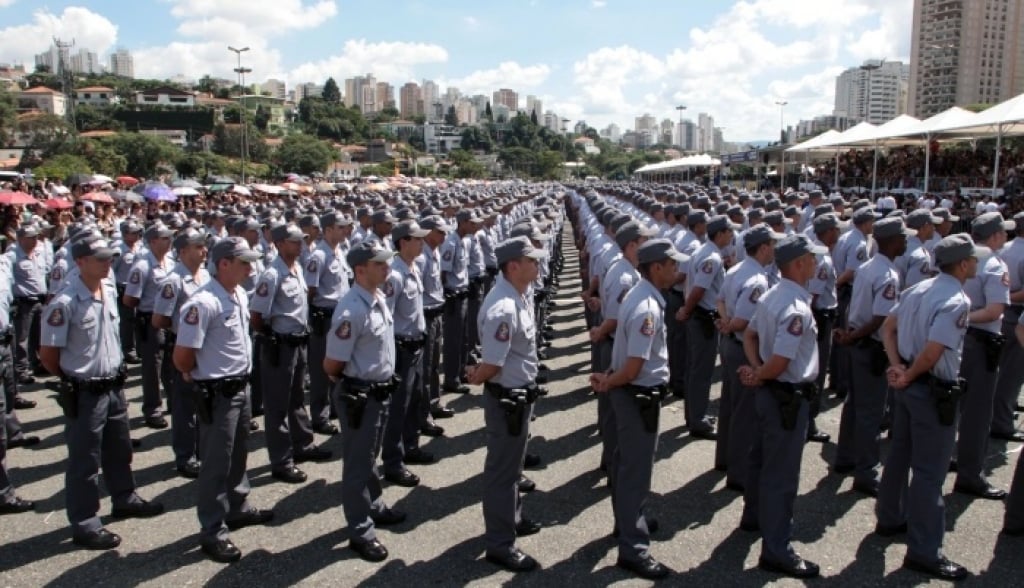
[834,60,909,123]
[470,94,490,120]
[634,113,657,133]
[543,111,563,133]
[109,48,134,78]
[525,95,543,117]
[713,127,724,152]
[344,74,377,111]
[908,0,1024,117]
[399,82,423,119]
[421,79,440,121]
[660,119,675,145]
[601,123,622,143]
[261,79,287,100]
[34,44,71,75]
[69,49,102,74]
[676,120,697,151]
[377,82,395,110]
[294,82,324,102]
[492,88,518,111]
[697,113,715,152]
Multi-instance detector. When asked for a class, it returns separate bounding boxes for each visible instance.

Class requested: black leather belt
[396,335,426,351]
[15,295,44,304]
[766,379,816,396]
[444,289,469,301]
[194,374,250,397]
[276,331,309,346]
[66,364,127,394]
[424,306,444,320]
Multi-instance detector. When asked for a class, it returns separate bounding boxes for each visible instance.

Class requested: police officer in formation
[114,220,143,364]
[806,212,841,442]
[417,215,454,431]
[993,211,1024,442]
[440,210,473,394]
[0,262,33,515]
[8,224,49,385]
[323,241,404,563]
[41,235,164,550]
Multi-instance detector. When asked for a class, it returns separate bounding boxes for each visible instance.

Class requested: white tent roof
[852,114,923,145]
[906,106,980,136]
[812,121,878,148]
[634,154,722,174]
[940,92,1024,136]
[786,129,843,153]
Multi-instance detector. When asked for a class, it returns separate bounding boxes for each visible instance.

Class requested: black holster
[163,330,177,352]
[194,385,214,425]
[627,384,665,433]
[309,306,332,337]
[767,380,814,431]
[858,337,888,376]
[57,380,78,419]
[694,307,719,339]
[970,328,1005,371]
[486,382,540,436]
[338,376,398,429]
[261,328,280,367]
[340,386,368,430]
[928,376,966,427]
[135,312,152,342]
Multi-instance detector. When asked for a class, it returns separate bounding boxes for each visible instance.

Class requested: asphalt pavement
[2,232,1023,587]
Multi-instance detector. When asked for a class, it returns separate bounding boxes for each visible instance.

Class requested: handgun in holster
[309,307,331,337]
[695,308,719,339]
[930,376,966,427]
[768,382,801,431]
[627,385,663,433]
[982,332,1006,371]
[338,380,369,429]
[194,384,215,425]
[56,379,79,419]
[499,388,528,436]
[860,338,888,376]
[260,327,280,367]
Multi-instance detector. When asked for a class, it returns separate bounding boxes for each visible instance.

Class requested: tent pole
[923,132,931,194]
[992,124,1003,199]
[871,142,879,199]
[834,148,840,190]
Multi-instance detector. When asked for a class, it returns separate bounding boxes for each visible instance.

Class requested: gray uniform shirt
[7,244,48,297]
[601,257,640,323]
[125,250,174,313]
[848,254,900,341]
[749,278,819,384]
[41,277,122,379]
[417,243,445,310]
[688,240,726,310]
[478,274,538,389]
[384,256,426,338]
[440,232,470,292]
[304,240,349,309]
[964,252,1010,334]
[326,283,396,382]
[895,236,936,290]
[153,263,211,334]
[894,273,969,381]
[610,278,668,387]
[114,241,139,285]
[250,256,309,335]
[720,257,770,322]
[808,250,838,310]
[176,279,252,379]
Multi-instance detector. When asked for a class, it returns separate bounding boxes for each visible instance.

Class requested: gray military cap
[637,238,686,264]
[392,221,430,241]
[371,210,397,225]
[813,213,845,233]
[906,209,942,229]
[455,209,483,224]
[775,234,826,265]
[346,241,396,267]
[420,215,451,233]
[210,237,261,266]
[496,236,546,265]
[173,228,207,251]
[972,212,1015,240]
[614,221,658,250]
[932,208,959,223]
[873,217,915,239]
[298,214,321,229]
[509,224,551,242]
[743,224,785,249]
[119,220,143,234]
[144,223,173,240]
[71,237,117,260]
[687,210,709,227]
[708,215,741,235]
[270,223,304,243]
[16,225,39,238]
[851,207,881,225]
[934,234,986,266]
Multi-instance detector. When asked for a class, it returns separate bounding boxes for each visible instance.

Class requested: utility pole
[228,46,251,183]
[54,37,76,129]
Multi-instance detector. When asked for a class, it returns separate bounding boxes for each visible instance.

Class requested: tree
[273,133,334,175]
[101,132,180,178]
[17,114,75,169]
[530,110,539,125]
[74,104,124,132]
[322,78,342,104]
[484,101,493,121]
[0,88,16,146]
[33,154,91,180]
[444,105,459,127]
[79,138,128,176]
[253,104,270,132]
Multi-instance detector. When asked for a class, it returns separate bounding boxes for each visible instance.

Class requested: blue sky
[0,0,913,142]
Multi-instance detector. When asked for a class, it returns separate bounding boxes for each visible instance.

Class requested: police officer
[830,206,878,397]
[440,210,474,394]
[717,224,780,489]
[323,241,405,563]
[114,220,143,364]
[123,223,176,428]
[955,211,1013,500]
[417,215,453,429]
[0,257,33,514]
[897,210,940,290]
[8,224,49,384]
[466,236,546,573]
[364,210,397,251]
[992,212,1024,441]
[807,213,842,442]
[591,238,683,580]
[737,234,823,579]
[173,237,273,563]
[679,214,739,438]
[40,236,164,550]
[304,211,351,436]
[382,221,434,487]
[834,217,909,495]
[152,229,210,478]
[250,223,331,484]
[877,234,976,581]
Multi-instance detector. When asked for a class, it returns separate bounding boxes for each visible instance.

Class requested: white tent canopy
[786,129,844,153]
[634,154,722,174]
[852,115,923,146]
[812,121,878,149]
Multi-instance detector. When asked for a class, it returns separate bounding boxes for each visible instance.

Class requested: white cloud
[463,16,480,29]
[591,0,607,8]
[134,40,284,82]
[288,40,449,85]
[166,0,337,37]
[0,0,18,7]
[0,7,118,66]
[446,61,551,95]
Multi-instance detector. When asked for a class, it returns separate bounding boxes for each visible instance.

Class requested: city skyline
[0,1,914,142]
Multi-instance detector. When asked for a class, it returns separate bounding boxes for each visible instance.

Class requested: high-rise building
[69,49,102,75]
[344,74,377,112]
[109,48,134,78]
[676,120,697,151]
[660,119,675,145]
[492,88,518,111]
[908,0,1024,118]
[34,44,71,75]
[697,113,715,152]
[261,79,287,100]
[634,113,657,133]
[421,79,440,121]
[601,123,622,143]
[834,60,909,123]
[399,82,422,119]
[525,95,543,117]
[376,82,395,110]
[294,82,324,102]
[543,111,563,133]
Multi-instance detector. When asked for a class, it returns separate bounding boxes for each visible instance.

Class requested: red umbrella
[81,191,116,204]
[0,191,38,206]
[117,176,139,186]
[43,198,73,210]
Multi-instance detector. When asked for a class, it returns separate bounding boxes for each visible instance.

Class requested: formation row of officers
[573,185,1024,581]
[0,192,564,571]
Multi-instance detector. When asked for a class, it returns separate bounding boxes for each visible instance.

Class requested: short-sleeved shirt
[41,277,123,379]
[895,236,936,290]
[673,230,702,293]
[1000,237,1024,314]
[125,251,174,313]
[748,278,819,383]
[439,232,469,291]
[384,256,426,338]
[478,274,538,388]
[114,241,139,285]
[720,257,770,322]
[304,240,349,309]
[417,243,445,311]
[687,240,726,310]
[48,256,71,296]
[964,252,1010,334]
[326,283,395,382]
[6,244,48,297]
[467,232,485,279]
[833,228,870,276]
[480,226,498,269]
[153,263,211,334]
[848,254,900,341]
[808,250,838,310]
[600,257,640,323]
[249,256,309,335]
[610,278,668,387]
[176,279,252,379]
[894,273,969,381]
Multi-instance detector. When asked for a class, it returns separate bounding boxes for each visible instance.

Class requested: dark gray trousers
[835,344,886,489]
[197,386,252,544]
[261,341,315,470]
[482,389,532,554]
[336,387,389,544]
[442,296,467,388]
[956,334,998,489]
[383,344,424,472]
[608,387,659,564]
[684,316,718,430]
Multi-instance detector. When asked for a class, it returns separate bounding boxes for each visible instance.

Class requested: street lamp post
[776,100,787,191]
[228,46,251,183]
[860,60,883,197]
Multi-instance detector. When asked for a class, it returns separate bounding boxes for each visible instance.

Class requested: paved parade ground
[2,240,1023,587]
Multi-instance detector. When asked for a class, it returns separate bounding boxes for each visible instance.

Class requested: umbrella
[50,185,70,194]
[172,187,199,197]
[43,198,73,210]
[230,185,251,196]
[89,174,114,185]
[111,190,144,203]
[281,182,301,191]
[65,173,92,187]
[0,191,38,205]
[134,181,177,202]
[116,176,139,186]
[81,191,116,204]
[171,179,202,189]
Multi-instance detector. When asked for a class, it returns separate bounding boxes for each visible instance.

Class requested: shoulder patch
[335,320,351,340]
[46,307,64,327]
[1002,272,1011,287]
[442,250,453,262]
[882,282,896,300]
[51,267,63,281]
[184,306,200,325]
[161,283,175,299]
[748,286,763,304]
[956,311,968,329]
[856,249,867,262]
[640,313,655,336]
[383,280,395,297]
[701,259,714,274]
[786,314,803,336]
[256,282,269,297]
[817,265,827,281]
[495,321,510,342]
[307,259,318,273]
[129,270,140,284]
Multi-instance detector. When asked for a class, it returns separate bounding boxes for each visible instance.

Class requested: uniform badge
[442,250,453,262]
[161,283,175,299]
[495,321,510,342]
[748,287,763,304]
[256,282,269,297]
[184,306,200,325]
[617,288,628,304]
[383,281,395,297]
[46,308,64,327]
[335,320,352,340]
[1002,272,1011,287]
[956,311,968,329]
[51,267,62,281]
[129,271,140,284]
[701,260,713,274]
[817,266,827,281]
[786,315,803,336]
[306,259,318,273]
[640,313,655,336]
[856,249,867,262]
[882,283,896,301]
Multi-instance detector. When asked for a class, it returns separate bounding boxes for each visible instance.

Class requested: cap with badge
[905,209,942,229]
[144,223,173,240]
[813,213,845,233]
[496,236,547,265]
[972,212,1015,240]
[743,224,784,248]
[371,210,397,225]
[346,241,396,267]
[210,237,261,265]
[873,217,915,239]
[392,221,430,240]
[270,223,304,243]
[614,221,658,249]
[420,215,451,233]
[173,228,207,251]
[72,237,118,260]
[775,234,827,265]
[637,238,686,264]
[934,234,987,266]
